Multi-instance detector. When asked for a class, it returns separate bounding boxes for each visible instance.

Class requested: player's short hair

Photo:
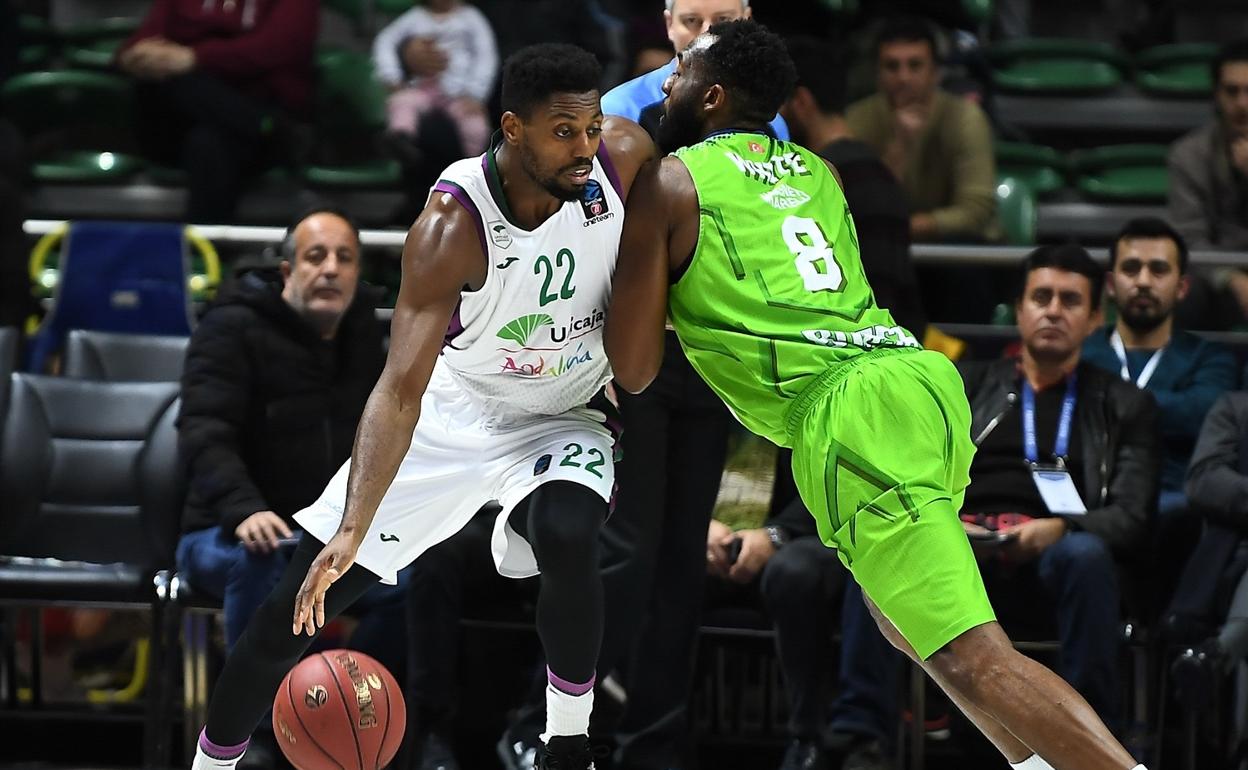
[1018,243,1105,310]
[786,35,848,114]
[665,0,749,11]
[500,43,602,120]
[281,205,361,261]
[693,20,796,127]
[876,15,939,61]
[1213,39,1248,87]
[1109,216,1189,273]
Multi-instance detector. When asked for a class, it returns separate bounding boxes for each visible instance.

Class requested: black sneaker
[536,735,595,770]
[778,738,828,770]
[842,740,891,770]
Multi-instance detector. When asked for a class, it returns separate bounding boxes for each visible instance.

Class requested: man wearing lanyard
[1083,218,1238,628]
[1084,217,1237,518]
[955,244,1160,729]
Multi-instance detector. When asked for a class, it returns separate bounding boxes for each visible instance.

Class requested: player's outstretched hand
[292,533,358,636]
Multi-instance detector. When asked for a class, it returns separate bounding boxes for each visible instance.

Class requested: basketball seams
[374,674,392,769]
[285,669,346,770]
[320,652,366,770]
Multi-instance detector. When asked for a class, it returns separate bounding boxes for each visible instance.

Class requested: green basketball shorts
[787,348,996,660]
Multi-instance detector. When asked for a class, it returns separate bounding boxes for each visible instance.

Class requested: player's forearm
[337,387,420,545]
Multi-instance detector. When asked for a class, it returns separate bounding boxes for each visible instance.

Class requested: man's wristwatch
[765,525,788,549]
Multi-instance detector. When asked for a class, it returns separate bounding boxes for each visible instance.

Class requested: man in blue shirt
[602,0,788,141]
[1083,216,1237,624]
[1083,217,1237,515]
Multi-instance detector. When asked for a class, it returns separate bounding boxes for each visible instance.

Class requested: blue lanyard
[1021,374,1077,466]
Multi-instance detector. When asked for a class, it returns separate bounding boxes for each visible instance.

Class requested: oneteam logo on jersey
[488,220,513,249]
[580,179,614,227]
[761,183,812,210]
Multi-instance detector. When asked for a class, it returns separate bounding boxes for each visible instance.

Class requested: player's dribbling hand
[293,533,358,637]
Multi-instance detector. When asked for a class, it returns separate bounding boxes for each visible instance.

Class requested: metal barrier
[24,219,1248,269]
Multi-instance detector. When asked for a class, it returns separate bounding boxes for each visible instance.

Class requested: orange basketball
[272,649,406,770]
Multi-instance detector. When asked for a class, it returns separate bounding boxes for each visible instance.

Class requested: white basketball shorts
[294,362,617,584]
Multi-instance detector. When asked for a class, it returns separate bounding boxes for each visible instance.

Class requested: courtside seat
[65,37,126,70]
[995,175,1037,246]
[0,374,183,767]
[63,329,189,382]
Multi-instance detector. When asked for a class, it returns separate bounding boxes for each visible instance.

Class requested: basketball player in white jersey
[189,44,655,770]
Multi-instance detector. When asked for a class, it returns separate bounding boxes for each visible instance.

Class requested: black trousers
[133,72,282,223]
[607,337,731,769]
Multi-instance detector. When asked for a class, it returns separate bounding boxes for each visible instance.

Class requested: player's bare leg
[865,597,1141,770]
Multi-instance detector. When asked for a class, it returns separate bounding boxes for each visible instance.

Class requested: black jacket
[958,358,1160,554]
[178,271,385,535]
[1187,391,1248,532]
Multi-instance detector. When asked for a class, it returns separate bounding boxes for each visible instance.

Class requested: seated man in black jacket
[175,206,399,652]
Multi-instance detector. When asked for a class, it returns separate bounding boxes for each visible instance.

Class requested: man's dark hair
[1017,243,1105,310]
[1109,216,1189,273]
[695,20,796,127]
[786,35,848,114]
[1213,39,1248,88]
[500,43,602,120]
[876,15,939,61]
[282,204,361,260]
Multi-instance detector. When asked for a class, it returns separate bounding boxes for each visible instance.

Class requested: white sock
[1009,756,1055,770]
[540,671,595,742]
[191,729,247,770]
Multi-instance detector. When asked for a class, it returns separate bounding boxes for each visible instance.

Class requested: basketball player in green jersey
[606,21,1148,770]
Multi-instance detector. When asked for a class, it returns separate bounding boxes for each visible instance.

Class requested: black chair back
[63,330,189,382]
[0,374,183,568]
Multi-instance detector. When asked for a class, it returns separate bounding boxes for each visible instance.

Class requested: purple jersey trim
[596,141,624,199]
[432,180,487,256]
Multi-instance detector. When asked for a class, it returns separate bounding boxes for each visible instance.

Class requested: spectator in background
[1170,391,1248,711]
[116,0,317,223]
[374,0,498,161]
[175,208,404,767]
[958,244,1158,728]
[847,15,998,244]
[1169,40,1248,325]
[1083,217,1236,521]
[781,35,927,339]
[602,0,789,138]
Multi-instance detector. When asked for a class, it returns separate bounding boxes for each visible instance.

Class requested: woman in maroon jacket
[116,0,318,222]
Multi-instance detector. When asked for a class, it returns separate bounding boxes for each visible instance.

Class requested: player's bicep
[381,195,485,408]
[608,159,672,392]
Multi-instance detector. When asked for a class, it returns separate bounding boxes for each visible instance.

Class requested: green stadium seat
[302,49,398,189]
[2,70,144,183]
[961,0,994,26]
[32,151,143,183]
[1070,144,1169,203]
[1134,43,1217,98]
[987,39,1127,94]
[994,141,1068,198]
[18,45,51,69]
[59,17,140,42]
[995,175,1037,246]
[65,38,124,70]
[18,14,51,41]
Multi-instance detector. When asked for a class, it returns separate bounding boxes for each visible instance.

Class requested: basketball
[272,649,406,770]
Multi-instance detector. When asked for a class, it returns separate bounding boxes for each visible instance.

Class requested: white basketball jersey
[430,143,626,428]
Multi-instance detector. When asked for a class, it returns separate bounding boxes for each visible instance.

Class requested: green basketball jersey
[668,131,921,446]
